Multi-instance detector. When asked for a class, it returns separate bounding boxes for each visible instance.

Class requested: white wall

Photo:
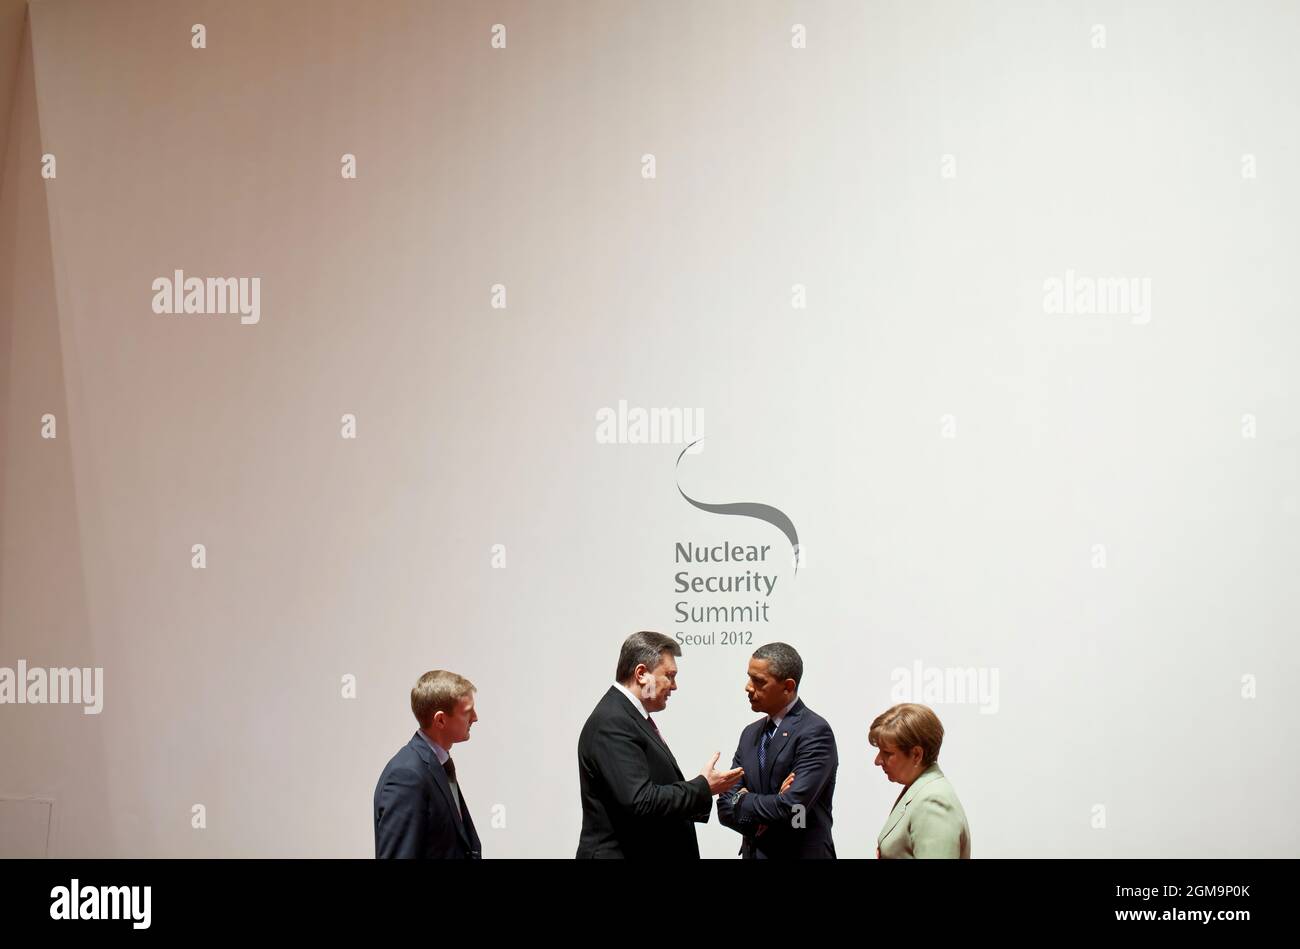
[2,0,1297,857]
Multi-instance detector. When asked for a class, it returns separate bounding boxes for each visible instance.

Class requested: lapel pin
[782,732,789,737]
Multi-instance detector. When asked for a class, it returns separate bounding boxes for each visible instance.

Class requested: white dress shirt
[613,681,650,719]
[767,695,799,732]
[418,729,450,765]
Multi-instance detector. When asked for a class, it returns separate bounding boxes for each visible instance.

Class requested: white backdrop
[1,0,1297,857]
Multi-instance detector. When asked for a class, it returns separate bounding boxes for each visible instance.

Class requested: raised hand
[700,751,745,795]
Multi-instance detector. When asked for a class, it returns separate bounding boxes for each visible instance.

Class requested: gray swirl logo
[675,439,801,572]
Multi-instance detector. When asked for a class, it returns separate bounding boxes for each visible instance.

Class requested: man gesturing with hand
[577,631,744,858]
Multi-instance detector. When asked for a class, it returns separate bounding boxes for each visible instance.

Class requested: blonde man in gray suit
[869,703,971,859]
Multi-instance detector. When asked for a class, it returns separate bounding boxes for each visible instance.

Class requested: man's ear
[784,679,797,696]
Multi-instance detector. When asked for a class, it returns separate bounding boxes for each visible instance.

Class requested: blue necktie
[758,720,778,778]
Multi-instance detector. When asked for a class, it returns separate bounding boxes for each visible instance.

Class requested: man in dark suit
[717,642,838,858]
[374,669,482,859]
[576,630,744,858]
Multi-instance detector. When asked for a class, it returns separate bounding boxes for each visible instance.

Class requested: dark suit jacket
[576,685,711,858]
[373,731,482,859]
[716,698,837,858]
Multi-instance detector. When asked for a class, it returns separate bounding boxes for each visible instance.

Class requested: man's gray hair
[753,642,803,687]
[615,630,681,682]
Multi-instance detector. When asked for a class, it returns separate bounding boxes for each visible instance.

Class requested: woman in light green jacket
[870,703,970,859]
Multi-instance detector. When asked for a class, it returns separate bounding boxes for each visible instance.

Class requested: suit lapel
[459,788,479,853]
[761,700,804,790]
[740,720,763,789]
[409,731,473,850]
[608,686,683,777]
[878,794,909,843]
[878,764,945,844]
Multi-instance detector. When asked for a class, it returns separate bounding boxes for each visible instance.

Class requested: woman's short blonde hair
[868,703,944,767]
[411,670,476,728]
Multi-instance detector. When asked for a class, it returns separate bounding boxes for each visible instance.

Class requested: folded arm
[736,726,837,827]
[715,745,753,832]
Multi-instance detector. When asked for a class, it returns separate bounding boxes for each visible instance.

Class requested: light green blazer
[876,763,971,859]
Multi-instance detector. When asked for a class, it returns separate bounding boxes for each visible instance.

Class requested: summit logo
[675,440,803,571]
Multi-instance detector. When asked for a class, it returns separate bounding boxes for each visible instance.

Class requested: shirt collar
[418,729,450,765]
[769,695,799,730]
[613,681,650,719]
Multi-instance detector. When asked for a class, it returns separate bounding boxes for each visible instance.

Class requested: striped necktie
[758,720,778,777]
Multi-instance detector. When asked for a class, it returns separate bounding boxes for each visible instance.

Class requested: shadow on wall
[0,8,114,857]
